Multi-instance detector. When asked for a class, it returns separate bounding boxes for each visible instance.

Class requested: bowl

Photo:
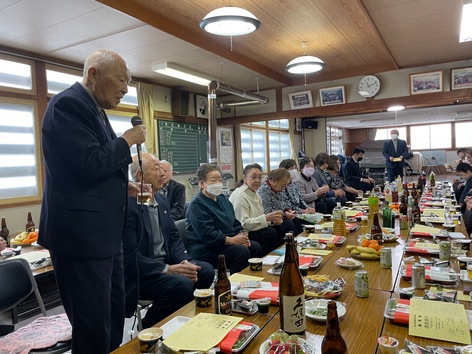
[138,327,163,353]
[193,289,213,308]
[248,257,263,271]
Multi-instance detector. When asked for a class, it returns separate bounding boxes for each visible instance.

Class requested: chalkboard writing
[157,120,208,174]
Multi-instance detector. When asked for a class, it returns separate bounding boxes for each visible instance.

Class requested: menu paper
[409,298,471,345]
[228,273,264,284]
[410,224,442,235]
[307,234,337,241]
[299,248,333,256]
[162,313,242,351]
[413,242,439,250]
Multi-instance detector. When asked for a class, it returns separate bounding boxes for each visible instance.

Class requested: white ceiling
[0,0,471,129]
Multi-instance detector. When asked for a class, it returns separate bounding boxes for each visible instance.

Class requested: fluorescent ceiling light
[151,63,212,86]
[460,2,472,42]
[285,56,325,74]
[200,7,261,36]
[387,105,405,112]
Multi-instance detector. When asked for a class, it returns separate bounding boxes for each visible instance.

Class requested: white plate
[460,270,472,284]
[160,316,190,339]
[259,337,314,354]
[306,299,346,322]
[335,257,364,269]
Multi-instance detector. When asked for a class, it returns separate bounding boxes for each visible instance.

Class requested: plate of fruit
[259,330,314,354]
[10,231,38,246]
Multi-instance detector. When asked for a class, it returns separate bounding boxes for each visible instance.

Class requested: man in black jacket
[160,160,186,220]
[344,147,375,193]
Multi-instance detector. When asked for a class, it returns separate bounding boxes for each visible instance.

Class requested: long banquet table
[113,215,472,354]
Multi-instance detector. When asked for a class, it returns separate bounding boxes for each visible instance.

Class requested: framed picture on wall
[319,86,346,106]
[409,70,443,95]
[288,90,313,110]
[195,94,208,118]
[451,67,472,90]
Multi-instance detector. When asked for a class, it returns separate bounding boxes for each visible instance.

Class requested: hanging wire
[255,77,260,93]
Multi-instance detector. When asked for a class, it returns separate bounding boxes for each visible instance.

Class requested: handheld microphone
[131,116,143,170]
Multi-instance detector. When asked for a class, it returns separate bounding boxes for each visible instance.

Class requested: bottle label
[282,295,306,333]
[216,290,232,315]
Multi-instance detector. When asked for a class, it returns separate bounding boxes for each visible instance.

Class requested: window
[107,112,137,156]
[455,121,472,147]
[241,119,291,171]
[410,123,451,149]
[374,127,407,141]
[0,57,33,92]
[0,99,40,204]
[326,126,344,155]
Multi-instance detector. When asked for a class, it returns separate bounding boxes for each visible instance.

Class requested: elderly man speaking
[382,129,409,182]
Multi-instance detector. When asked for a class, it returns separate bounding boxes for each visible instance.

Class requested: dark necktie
[99,110,112,141]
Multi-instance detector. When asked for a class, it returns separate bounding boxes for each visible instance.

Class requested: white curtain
[288,119,298,162]
[137,82,156,154]
[367,128,377,141]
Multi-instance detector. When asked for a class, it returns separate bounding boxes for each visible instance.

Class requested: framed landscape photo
[288,90,313,110]
[451,67,472,90]
[409,71,443,95]
[319,86,346,106]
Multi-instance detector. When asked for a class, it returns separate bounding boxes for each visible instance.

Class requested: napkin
[299,249,333,256]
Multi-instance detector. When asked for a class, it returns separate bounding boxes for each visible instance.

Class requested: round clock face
[357,75,381,98]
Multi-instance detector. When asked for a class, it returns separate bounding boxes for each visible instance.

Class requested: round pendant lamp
[200,7,261,36]
[285,55,325,74]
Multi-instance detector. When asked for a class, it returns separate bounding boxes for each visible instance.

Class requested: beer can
[439,240,451,260]
[411,263,425,289]
[354,270,369,298]
[399,215,408,230]
[380,248,392,269]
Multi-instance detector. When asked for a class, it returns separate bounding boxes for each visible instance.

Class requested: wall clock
[357,75,381,98]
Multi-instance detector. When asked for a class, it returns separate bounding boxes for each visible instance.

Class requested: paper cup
[248,258,263,271]
[193,289,213,308]
[323,214,332,221]
[378,336,399,354]
[138,327,163,353]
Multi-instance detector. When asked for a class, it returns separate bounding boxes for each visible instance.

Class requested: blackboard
[157,120,208,174]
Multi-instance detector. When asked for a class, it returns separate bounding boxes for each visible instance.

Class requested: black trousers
[248,227,280,256]
[202,242,262,274]
[51,249,125,354]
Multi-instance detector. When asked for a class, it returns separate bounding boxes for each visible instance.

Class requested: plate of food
[259,331,314,354]
[303,275,345,298]
[460,270,472,283]
[335,257,364,269]
[298,239,327,250]
[306,299,346,322]
[10,231,38,246]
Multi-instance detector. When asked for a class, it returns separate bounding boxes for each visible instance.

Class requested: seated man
[456,162,472,205]
[123,153,214,329]
[344,147,375,193]
[159,160,186,221]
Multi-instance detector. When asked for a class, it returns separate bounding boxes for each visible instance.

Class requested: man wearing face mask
[383,129,409,182]
[344,147,375,193]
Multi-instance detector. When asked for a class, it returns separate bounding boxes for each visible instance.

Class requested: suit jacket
[165,179,186,220]
[382,139,409,168]
[123,193,190,317]
[39,82,132,258]
[344,158,367,185]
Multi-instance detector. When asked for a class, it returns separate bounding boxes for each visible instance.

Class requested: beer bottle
[279,233,305,335]
[26,212,35,232]
[321,301,347,354]
[399,194,408,216]
[430,172,436,187]
[0,217,9,246]
[214,254,232,315]
[371,212,383,245]
[382,201,392,228]
[412,196,421,225]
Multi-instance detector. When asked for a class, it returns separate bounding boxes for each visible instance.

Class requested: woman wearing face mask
[292,157,330,214]
[324,155,363,202]
[185,163,262,274]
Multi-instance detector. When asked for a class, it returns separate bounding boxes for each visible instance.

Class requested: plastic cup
[138,327,163,353]
[255,298,271,314]
[378,336,399,354]
[193,289,213,308]
[248,258,263,271]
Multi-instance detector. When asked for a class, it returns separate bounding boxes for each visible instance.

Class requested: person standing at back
[382,129,409,182]
[159,160,186,220]
[39,50,146,354]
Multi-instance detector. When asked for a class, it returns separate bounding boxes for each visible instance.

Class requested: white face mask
[288,169,298,179]
[205,183,223,196]
[391,134,398,140]
[302,167,315,178]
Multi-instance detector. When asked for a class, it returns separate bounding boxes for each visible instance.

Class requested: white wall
[1,205,40,236]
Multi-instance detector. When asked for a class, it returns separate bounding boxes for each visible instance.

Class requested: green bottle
[382,201,392,228]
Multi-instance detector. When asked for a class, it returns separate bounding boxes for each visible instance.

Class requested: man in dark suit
[39,50,146,353]
[344,147,375,193]
[124,153,214,328]
[383,129,409,182]
[159,160,186,220]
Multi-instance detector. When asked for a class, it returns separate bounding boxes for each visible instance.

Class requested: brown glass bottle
[412,196,421,225]
[279,233,305,335]
[0,217,9,246]
[399,195,408,216]
[214,254,232,315]
[321,301,347,354]
[26,212,35,232]
[403,186,409,198]
[371,212,383,245]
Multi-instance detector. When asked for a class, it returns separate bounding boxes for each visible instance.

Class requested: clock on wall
[357,75,381,98]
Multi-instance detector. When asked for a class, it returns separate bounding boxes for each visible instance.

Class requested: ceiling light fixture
[285,55,325,74]
[460,0,472,42]
[151,63,212,86]
[200,7,261,36]
[387,105,405,112]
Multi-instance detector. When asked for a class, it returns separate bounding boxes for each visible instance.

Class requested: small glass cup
[467,261,472,280]
[255,298,271,314]
[134,182,153,205]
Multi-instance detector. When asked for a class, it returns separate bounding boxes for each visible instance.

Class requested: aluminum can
[354,270,369,297]
[439,240,451,260]
[411,263,425,289]
[380,247,392,268]
[399,215,408,230]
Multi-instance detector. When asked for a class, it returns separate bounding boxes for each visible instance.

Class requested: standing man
[39,50,146,353]
[382,129,409,182]
[159,160,186,220]
[344,147,375,192]
[124,153,214,328]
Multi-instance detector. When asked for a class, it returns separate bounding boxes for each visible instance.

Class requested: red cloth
[0,314,71,354]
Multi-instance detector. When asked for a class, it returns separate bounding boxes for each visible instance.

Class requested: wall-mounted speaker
[172,90,189,117]
[302,119,318,129]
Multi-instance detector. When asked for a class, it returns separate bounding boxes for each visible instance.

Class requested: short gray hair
[83,50,117,77]
[196,163,221,182]
[130,155,141,182]
[160,160,172,171]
